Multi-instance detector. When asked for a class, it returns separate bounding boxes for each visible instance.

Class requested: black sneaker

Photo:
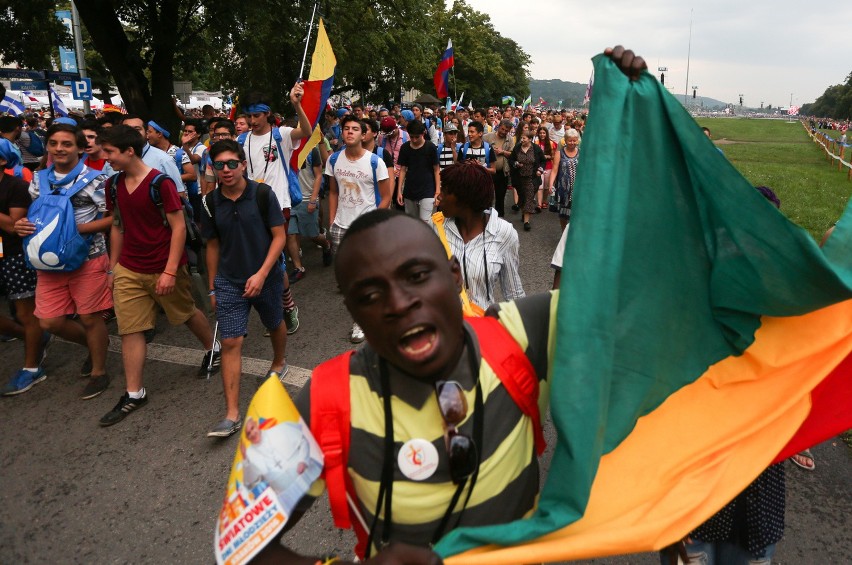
[290,267,306,283]
[81,374,110,400]
[80,355,93,377]
[99,391,148,426]
[198,341,222,377]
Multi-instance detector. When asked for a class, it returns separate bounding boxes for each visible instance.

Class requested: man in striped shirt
[255,210,551,564]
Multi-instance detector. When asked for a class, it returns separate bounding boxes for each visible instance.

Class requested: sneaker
[198,341,222,377]
[99,392,148,426]
[284,306,300,335]
[1,368,47,396]
[322,245,333,267]
[101,308,117,323]
[524,222,532,231]
[511,204,520,212]
[0,334,19,343]
[81,374,110,400]
[260,364,290,385]
[207,417,242,438]
[350,323,365,344]
[290,268,306,283]
[80,354,93,377]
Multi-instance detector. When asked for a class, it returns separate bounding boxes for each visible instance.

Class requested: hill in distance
[529,78,728,110]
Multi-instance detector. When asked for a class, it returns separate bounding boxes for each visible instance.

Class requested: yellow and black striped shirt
[296,291,558,548]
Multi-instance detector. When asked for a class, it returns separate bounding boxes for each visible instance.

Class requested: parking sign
[71,78,92,101]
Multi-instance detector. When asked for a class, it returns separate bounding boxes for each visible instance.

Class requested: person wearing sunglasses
[201,139,288,438]
[250,45,649,565]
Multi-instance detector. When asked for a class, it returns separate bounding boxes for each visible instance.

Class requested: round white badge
[397,438,440,481]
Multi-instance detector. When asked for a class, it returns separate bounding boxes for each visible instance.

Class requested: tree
[806,71,852,119]
[0,0,71,69]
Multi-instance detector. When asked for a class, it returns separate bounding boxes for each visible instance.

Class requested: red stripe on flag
[773,349,852,462]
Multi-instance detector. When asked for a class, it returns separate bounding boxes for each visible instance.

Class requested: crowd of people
[0,45,821,565]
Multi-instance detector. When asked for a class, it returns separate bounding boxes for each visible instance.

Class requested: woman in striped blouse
[434,161,525,310]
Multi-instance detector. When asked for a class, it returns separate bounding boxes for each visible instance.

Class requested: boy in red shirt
[98,125,219,426]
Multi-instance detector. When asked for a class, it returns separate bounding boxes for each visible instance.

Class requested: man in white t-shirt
[325,115,391,343]
[240,85,313,335]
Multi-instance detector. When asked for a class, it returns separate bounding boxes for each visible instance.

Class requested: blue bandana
[0,139,21,167]
[148,120,170,138]
[53,117,78,126]
[244,103,271,114]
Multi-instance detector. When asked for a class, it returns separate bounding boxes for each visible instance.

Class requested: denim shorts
[214,273,283,339]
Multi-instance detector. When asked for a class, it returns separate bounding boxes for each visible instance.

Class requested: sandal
[791,449,815,471]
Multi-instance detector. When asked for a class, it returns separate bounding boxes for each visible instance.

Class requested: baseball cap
[443,122,458,133]
[423,108,434,115]
[380,116,397,132]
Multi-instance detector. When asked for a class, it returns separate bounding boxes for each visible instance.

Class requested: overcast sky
[462,0,852,107]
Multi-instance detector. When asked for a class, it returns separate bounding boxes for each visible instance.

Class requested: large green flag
[437,54,852,564]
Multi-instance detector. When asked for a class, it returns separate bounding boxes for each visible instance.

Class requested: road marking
[99,335,311,388]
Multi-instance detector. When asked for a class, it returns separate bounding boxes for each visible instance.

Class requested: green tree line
[802,72,852,119]
[2,0,530,135]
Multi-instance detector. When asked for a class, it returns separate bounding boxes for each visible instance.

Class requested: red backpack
[309,316,545,557]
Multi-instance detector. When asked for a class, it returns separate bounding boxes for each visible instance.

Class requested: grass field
[694,118,852,239]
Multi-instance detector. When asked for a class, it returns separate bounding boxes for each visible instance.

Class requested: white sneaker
[350,323,365,344]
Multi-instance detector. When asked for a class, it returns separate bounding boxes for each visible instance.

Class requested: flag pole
[298,1,320,79]
[451,63,457,101]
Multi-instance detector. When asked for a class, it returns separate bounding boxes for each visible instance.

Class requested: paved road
[1,203,850,564]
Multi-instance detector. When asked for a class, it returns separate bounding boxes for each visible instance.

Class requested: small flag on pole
[0,94,26,116]
[501,96,516,106]
[49,86,69,117]
[433,39,454,99]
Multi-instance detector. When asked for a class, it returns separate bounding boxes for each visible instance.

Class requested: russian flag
[291,18,336,172]
[433,39,454,100]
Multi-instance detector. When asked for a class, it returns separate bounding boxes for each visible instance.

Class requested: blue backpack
[460,141,493,167]
[237,129,303,207]
[328,150,382,206]
[26,131,45,157]
[24,168,101,272]
[174,147,199,196]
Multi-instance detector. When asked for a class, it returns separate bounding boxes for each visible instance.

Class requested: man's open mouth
[398,324,438,361]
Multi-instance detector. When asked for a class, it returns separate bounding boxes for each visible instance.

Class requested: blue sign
[55,11,78,73]
[46,71,81,81]
[71,78,92,101]
[11,81,49,90]
[0,68,46,80]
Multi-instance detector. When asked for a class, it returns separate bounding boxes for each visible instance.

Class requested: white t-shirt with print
[324,150,389,229]
[243,126,295,209]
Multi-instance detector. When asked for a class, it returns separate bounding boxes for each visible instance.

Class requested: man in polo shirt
[202,140,288,438]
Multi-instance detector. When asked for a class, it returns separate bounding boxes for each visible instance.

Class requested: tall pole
[451,65,457,101]
[684,8,693,106]
[71,1,90,114]
[298,1,319,79]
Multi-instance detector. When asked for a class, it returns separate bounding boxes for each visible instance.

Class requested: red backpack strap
[466,316,546,455]
[310,351,355,529]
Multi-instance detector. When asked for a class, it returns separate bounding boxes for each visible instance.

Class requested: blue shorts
[213,273,283,339]
[288,200,320,238]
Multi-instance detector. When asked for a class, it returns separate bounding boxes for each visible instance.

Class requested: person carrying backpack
[96,125,220,427]
[325,115,391,343]
[10,122,114,399]
[252,209,550,564]
[238,86,313,336]
[201,139,288,438]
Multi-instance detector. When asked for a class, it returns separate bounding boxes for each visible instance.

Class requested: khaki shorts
[113,263,196,335]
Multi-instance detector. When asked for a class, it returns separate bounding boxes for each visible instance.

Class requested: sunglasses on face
[212,159,241,170]
[435,380,478,484]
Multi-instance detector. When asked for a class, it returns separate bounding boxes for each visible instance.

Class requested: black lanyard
[247,129,274,180]
[365,332,484,556]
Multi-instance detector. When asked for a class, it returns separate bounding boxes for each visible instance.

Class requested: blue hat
[400,110,415,122]
[336,108,349,118]
[148,120,170,139]
[0,139,21,167]
[53,117,78,126]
